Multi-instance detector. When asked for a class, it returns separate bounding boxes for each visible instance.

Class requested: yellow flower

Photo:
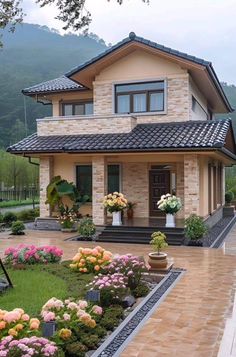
[15,323,24,331]
[8,328,18,337]
[58,328,72,340]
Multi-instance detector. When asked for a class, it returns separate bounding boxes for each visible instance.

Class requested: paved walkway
[1,226,236,356]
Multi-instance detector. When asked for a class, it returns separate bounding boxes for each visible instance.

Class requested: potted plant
[57,204,77,232]
[103,192,127,226]
[78,217,96,240]
[157,193,182,227]
[126,202,136,219]
[225,190,234,206]
[184,214,208,246]
[148,231,168,269]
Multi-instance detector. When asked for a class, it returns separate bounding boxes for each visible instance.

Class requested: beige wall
[189,77,208,121]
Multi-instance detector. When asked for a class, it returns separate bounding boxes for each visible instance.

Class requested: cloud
[22,0,236,84]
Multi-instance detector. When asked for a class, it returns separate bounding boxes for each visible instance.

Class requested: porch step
[97,226,185,245]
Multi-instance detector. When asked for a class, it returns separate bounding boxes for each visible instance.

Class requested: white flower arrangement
[103,192,127,213]
[157,193,182,215]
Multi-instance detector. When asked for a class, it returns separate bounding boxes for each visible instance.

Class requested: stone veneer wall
[92,156,107,225]
[122,163,149,217]
[176,162,184,219]
[37,116,137,136]
[39,156,53,217]
[93,75,190,124]
[183,154,200,218]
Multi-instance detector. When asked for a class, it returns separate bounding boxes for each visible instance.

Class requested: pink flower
[92,305,103,315]
[43,312,55,322]
[63,313,70,321]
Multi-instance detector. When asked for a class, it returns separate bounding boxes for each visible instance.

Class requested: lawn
[0,199,39,208]
[0,262,94,315]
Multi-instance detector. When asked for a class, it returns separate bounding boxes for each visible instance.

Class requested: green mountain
[0,23,107,147]
[0,23,235,148]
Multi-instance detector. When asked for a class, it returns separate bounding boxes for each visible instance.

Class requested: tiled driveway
[1,226,236,356]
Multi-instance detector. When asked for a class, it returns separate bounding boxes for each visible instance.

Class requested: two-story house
[8,32,236,230]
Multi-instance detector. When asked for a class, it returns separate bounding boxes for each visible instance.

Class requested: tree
[0,0,149,45]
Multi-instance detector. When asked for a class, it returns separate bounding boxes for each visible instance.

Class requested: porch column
[184,154,200,218]
[92,156,106,225]
[39,156,54,217]
[176,162,184,219]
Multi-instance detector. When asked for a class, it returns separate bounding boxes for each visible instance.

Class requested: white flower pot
[165,213,175,227]
[112,211,122,226]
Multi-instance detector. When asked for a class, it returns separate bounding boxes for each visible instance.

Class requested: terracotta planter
[148,252,168,269]
[127,208,134,219]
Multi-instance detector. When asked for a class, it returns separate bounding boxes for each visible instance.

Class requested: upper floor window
[62,102,93,116]
[115,81,165,114]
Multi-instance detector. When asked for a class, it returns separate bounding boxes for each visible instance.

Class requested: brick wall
[184,154,200,218]
[92,156,106,225]
[176,162,185,219]
[39,156,53,217]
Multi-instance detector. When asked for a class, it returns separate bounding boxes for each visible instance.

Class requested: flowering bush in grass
[103,192,127,213]
[105,254,147,289]
[157,194,182,214]
[4,245,63,265]
[70,246,112,273]
[0,335,59,357]
[57,204,77,230]
[87,273,128,306]
[41,297,103,338]
[0,308,40,341]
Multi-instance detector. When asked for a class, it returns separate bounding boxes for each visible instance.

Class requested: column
[176,162,184,219]
[39,156,54,217]
[92,156,106,225]
[184,154,200,218]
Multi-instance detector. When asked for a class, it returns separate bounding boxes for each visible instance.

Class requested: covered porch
[39,151,225,225]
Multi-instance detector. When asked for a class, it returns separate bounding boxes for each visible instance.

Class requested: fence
[0,189,39,202]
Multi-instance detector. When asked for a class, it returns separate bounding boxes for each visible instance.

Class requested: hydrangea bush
[104,254,147,289]
[41,297,103,340]
[70,246,112,273]
[4,245,63,265]
[0,308,40,340]
[0,336,59,357]
[87,273,128,306]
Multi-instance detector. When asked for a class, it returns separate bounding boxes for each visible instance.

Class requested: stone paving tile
[1,226,236,356]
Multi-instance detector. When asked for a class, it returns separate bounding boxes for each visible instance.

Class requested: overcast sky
[22,0,236,84]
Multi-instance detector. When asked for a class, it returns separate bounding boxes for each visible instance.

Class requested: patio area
[1,226,236,356]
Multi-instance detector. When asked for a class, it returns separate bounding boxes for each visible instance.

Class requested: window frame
[75,164,92,202]
[107,163,122,194]
[62,100,93,116]
[114,80,166,115]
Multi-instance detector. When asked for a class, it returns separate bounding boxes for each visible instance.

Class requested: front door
[149,170,170,216]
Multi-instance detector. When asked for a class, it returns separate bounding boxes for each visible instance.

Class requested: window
[62,102,93,116]
[107,165,120,193]
[115,81,165,114]
[76,165,92,201]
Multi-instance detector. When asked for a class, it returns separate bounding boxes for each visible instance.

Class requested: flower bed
[4,245,63,265]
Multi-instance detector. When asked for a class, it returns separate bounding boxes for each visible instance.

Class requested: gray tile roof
[7,120,233,156]
[22,76,85,95]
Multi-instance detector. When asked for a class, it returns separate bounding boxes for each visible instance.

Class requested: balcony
[37,114,137,136]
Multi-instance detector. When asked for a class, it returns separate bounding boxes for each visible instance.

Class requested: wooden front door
[149,170,170,216]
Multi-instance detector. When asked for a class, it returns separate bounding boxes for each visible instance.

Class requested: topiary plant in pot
[184,214,208,246]
[148,231,168,269]
[225,191,234,206]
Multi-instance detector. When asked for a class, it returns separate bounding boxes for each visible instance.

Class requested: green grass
[0,262,94,316]
[0,199,39,208]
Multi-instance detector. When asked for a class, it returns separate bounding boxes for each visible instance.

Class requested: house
[8,32,236,229]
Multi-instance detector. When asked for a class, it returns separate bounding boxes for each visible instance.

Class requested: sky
[22,0,236,84]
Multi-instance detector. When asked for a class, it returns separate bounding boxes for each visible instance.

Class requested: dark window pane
[63,104,73,116]
[85,103,93,115]
[76,165,92,201]
[117,95,130,113]
[116,81,164,93]
[108,165,120,193]
[150,92,164,111]
[74,104,84,115]
[133,93,146,112]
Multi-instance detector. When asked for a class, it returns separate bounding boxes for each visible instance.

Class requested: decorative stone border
[92,269,185,357]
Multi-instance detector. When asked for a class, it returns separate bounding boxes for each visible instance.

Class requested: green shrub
[100,316,119,330]
[104,305,124,319]
[225,190,234,204]
[11,220,25,235]
[17,208,40,221]
[133,284,149,298]
[78,218,96,239]
[80,334,99,349]
[92,326,107,338]
[3,211,17,226]
[184,214,208,240]
[0,213,3,223]
[64,342,87,357]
